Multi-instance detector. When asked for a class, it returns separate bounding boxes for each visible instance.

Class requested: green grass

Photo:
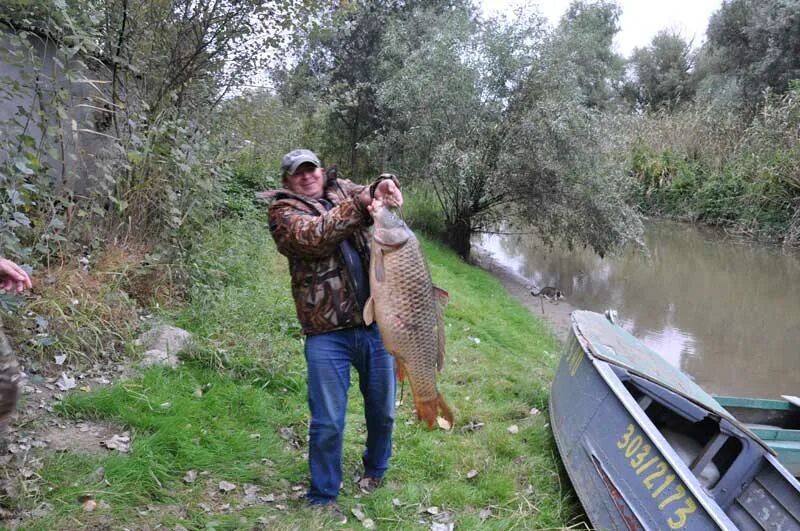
[16,213,582,530]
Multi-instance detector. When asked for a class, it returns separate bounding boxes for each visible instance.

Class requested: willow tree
[374,3,641,259]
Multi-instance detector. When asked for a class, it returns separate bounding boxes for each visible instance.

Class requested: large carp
[363,199,453,430]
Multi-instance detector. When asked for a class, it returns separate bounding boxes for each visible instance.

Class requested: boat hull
[551,332,722,530]
[550,311,800,531]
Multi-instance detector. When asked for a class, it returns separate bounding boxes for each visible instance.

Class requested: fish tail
[416,393,454,430]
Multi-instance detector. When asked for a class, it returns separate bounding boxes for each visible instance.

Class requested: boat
[550,310,800,530]
[714,395,800,478]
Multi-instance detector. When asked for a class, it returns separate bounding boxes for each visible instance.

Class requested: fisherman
[0,258,33,423]
[266,149,403,523]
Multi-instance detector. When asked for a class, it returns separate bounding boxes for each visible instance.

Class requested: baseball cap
[281,149,321,176]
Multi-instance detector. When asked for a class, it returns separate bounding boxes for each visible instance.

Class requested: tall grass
[626,87,800,247]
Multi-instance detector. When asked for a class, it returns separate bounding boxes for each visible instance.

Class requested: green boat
[715,395,800,477]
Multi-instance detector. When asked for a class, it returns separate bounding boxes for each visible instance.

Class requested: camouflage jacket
[0,319,19,421]
[267,171,397,335]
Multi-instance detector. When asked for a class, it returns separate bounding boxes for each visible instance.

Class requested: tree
[375,5,641,258]
[550,0,625,110]
[626,30,695,112]
[276,1,464,176]
[703,0,800,108]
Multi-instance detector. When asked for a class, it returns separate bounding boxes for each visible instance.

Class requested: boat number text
[567,345,582,376]
[617,423,697,529]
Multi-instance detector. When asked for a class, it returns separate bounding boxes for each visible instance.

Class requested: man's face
[285,163,324,198]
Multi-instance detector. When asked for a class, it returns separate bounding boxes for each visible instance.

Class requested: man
[0,258,33,423]
[267,149,403,523]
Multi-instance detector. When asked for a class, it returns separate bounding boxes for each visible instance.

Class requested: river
[475,220,800,399]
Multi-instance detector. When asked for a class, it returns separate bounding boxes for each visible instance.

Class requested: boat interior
[609,364,800,528]
[722,402,800,432]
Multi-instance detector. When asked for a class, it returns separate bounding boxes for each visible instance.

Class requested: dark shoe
[311,502,348,525]
[357,476,384,494]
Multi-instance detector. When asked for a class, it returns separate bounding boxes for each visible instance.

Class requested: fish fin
[395,358,405,383]
[363,296,375,325]
[415,393,454,431]
[434,323,445,372]
[433,285,449,308]
[432,286,447,371]
[375,249,385,282]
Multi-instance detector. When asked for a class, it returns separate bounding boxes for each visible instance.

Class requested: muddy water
[476,221,800,399]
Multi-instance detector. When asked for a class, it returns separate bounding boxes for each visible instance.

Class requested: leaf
[18,134,35,148]
[13,212,30,227]
[7,189,24,206]
[14,159,33,175]
[48,217,65,230]
[351,505,366,522]
[100,434,130,452]
[33,330,54,343]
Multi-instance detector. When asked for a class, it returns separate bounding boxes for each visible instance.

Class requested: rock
[140,349,179,369]
[136,325,191,355]
[218,480,236,492]
[100,433,130,453]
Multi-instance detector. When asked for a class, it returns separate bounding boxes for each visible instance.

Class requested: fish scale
[363,200,453,429]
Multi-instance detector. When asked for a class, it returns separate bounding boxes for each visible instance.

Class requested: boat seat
[745,423,781,430]
[661,428,721,488]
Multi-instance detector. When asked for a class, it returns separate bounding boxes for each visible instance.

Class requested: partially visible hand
[0,258,32,293]
[367,198,383,216]
[373,178,403,208]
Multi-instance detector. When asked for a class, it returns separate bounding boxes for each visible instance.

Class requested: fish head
[370,199,411,248]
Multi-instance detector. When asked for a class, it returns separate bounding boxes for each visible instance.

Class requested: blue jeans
[304,324,396,505]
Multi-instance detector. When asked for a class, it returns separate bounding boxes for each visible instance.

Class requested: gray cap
[281,149,321,176]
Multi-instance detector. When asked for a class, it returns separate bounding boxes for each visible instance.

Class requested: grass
[14,212,582,530]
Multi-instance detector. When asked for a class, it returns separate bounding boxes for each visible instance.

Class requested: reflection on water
[477,221,800,398]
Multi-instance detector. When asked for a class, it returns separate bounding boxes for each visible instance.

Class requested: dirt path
[472,250,575,342]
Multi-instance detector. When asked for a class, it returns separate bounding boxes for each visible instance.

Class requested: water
[477,221,800,398]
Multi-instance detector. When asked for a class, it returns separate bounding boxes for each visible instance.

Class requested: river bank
[472,250,575,343]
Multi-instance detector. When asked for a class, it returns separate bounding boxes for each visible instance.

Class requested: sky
[480,0,723,57]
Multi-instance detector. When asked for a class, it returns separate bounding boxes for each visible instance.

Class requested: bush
[626,90,800,245]
[401,185,447,241]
